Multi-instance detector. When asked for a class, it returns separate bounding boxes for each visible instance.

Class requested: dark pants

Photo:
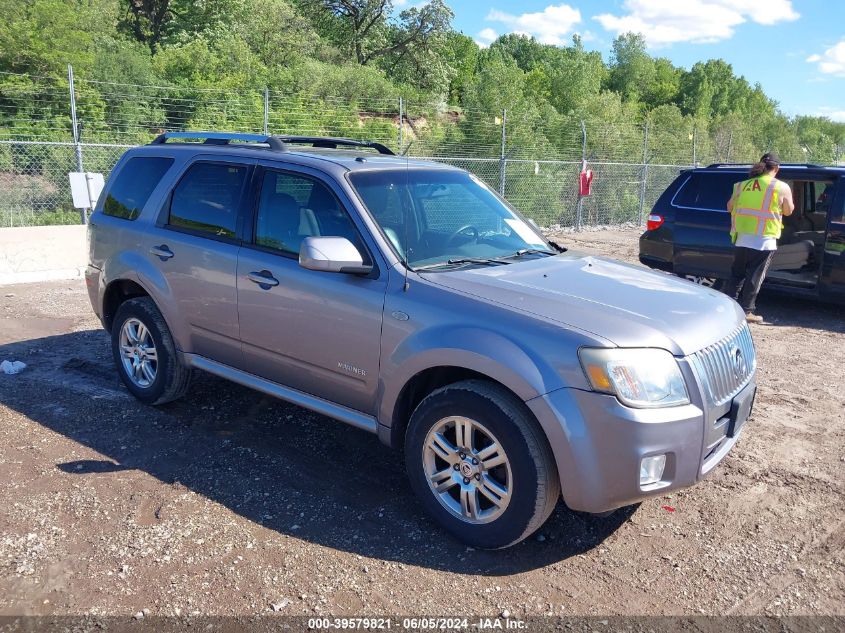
[721,246,774,312]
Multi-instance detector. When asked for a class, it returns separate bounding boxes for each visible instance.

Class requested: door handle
[149,245,174,261]
[247,270,280,288]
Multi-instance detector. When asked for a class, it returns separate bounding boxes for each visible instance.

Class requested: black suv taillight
[646,214,664,231]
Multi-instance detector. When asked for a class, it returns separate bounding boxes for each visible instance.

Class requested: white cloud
[594,0,799,47]
[807,41,845,76]
[485,4,582,46]
[817,107,845,122]
[475,27,499,48]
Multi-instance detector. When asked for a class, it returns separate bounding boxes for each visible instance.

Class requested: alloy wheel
[684,275,717,287]
[118,317,158,388]
[422,416,512,524]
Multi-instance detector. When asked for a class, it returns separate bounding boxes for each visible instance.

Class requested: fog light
[640,454,666,486]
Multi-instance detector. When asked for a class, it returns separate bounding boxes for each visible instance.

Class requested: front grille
[690,322,756,406]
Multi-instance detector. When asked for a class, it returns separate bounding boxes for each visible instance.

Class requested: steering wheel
[446,224,479,246]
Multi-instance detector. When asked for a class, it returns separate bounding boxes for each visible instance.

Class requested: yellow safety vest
[730,175,783,242]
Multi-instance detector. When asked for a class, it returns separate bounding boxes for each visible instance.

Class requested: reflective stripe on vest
[731,175,783,239]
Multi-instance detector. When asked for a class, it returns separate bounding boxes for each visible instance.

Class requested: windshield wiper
[413,257,511,271]
[497,248,557,260]
[448,257,513,265]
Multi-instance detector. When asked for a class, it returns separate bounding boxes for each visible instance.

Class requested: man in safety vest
[722,152,794,323]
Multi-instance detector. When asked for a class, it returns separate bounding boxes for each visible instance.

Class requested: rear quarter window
[102,157,174,220]
[672,172,744,212]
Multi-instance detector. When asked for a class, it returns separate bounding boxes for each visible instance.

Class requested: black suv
[639,163,845,304]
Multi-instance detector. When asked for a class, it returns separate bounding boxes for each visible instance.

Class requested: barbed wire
[0,69,840,228]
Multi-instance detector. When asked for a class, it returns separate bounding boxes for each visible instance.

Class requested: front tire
[681,274,717,288]
[111,297,191,405]
[404,380,560,549]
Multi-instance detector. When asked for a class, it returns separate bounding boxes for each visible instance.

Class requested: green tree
[120,0,176,52]
[0,0,113,75]
[546,36,605,114]
[303,0,452,66]
[378,1,454,93]
[441,32,478,104]
[607,33,654,106]
[237,0,320,68]
[644,58,680,109]
[489,33,546,72]
[120,0,243,53]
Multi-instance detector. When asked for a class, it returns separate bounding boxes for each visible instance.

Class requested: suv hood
[421,253,743,356]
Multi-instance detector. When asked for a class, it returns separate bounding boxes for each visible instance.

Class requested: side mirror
[299,236,373,274]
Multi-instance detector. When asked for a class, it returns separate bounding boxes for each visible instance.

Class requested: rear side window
[103,157,173,220]
[168,162,247,238]
[673,172,744,212]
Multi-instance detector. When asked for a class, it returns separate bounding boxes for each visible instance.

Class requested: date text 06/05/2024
[306,617,527,629]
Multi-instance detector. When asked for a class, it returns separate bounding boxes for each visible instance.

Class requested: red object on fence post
[579,161,593,197]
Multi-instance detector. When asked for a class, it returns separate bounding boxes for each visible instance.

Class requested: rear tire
[111,297,191,405]
[404,379,560,549]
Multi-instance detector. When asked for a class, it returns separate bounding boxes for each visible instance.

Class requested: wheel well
[102,280,149,332]
[390,366,522,450]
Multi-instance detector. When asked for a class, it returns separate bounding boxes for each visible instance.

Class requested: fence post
[68,64,88,224]
[692,126,698,167]
[638,121,649,225]
[499,109,507,196]
[398,96,404,153]
[575,119,586,231]
[263,87,269,135]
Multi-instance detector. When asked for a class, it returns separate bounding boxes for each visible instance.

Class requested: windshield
[348,169,553,269]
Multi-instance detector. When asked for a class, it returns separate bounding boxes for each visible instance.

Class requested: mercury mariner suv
[86,132,757,549]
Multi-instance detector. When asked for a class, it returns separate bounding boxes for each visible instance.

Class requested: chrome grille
[690,323,756,406]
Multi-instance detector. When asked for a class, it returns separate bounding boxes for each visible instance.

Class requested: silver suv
[86,132,757,549]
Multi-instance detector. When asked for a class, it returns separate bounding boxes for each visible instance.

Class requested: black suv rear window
[103,157,173,220]
[168,162,247,238]
[673,172,744,212]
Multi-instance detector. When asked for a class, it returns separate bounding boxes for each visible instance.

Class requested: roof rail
[150,131,286,151]
[276,135,395,155]
[706,162,828,169]
[149,131,396,155]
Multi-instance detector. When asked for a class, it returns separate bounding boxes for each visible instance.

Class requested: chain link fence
[3,65,803,229]
[0,140,130,226]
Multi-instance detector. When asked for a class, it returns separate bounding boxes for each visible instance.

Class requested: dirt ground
[0,227,843,619]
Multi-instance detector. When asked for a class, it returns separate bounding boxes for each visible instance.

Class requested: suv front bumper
[525,377,754,513]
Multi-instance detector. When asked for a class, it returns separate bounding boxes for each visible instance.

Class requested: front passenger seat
[257,191,304,254]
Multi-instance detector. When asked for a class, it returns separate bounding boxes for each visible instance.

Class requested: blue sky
[445,0,845,121]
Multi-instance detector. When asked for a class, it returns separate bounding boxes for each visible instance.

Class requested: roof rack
[276,135,394,155]
[149,131,395,155]
[150,131,286,151]
[706,162,827,169]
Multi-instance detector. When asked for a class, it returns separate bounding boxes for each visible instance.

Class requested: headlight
[578,348,689,408]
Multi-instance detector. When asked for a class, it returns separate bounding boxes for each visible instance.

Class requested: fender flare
[378,325,565,436]
[101,251,188,351]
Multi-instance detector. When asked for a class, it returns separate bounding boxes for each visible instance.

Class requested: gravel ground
[0,227,843,618]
